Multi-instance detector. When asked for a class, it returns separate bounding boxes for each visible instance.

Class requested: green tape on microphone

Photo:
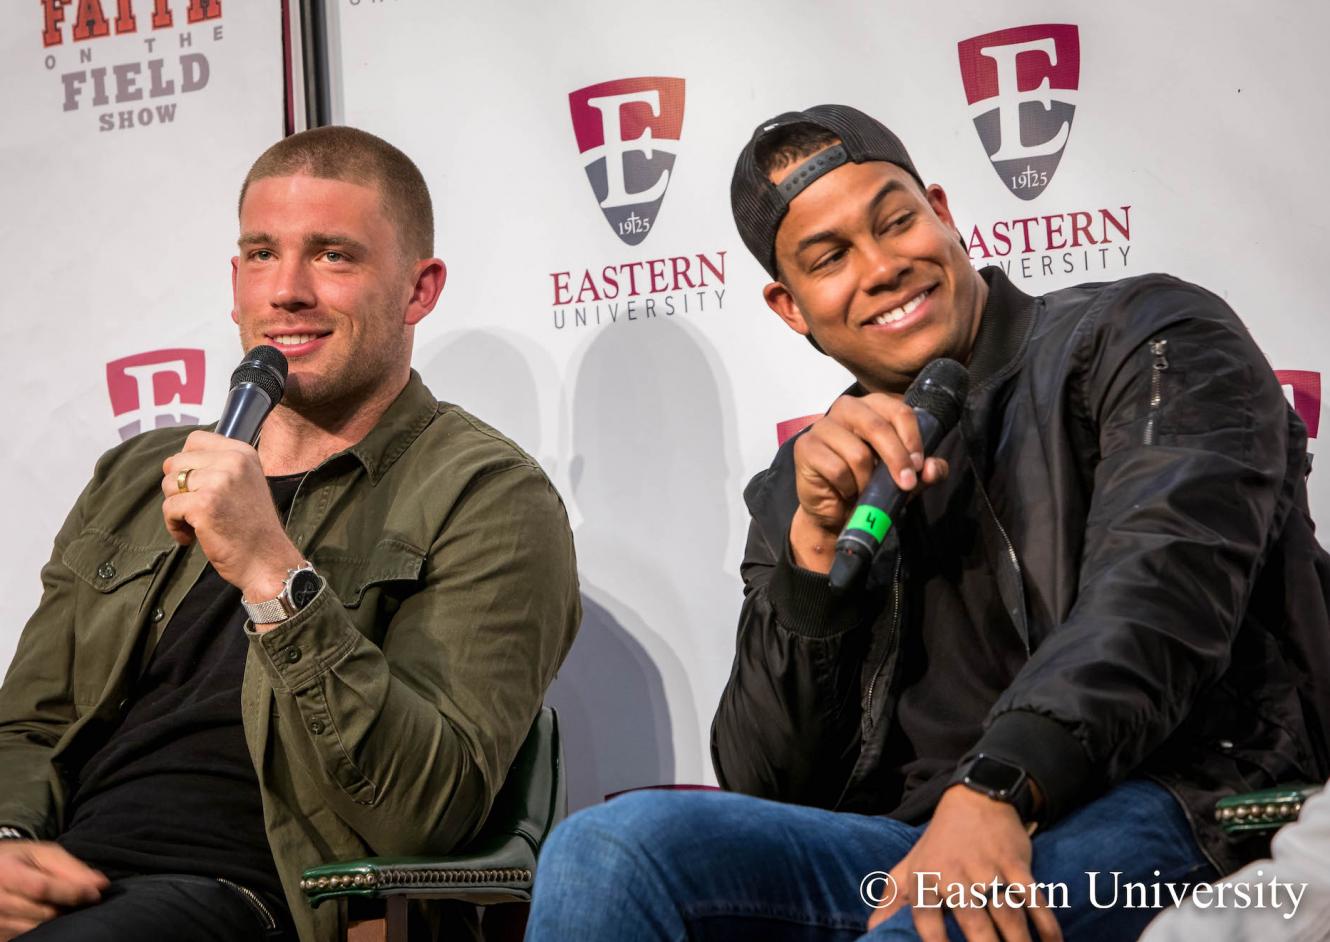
[847,504,892,543]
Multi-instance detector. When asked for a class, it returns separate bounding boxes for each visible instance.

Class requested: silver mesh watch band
[242,562,316,625]
[242,593,294,625]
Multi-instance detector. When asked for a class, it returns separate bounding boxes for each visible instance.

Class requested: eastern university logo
[106,348,206,440]
[958,24,1080,200]
[568,77,685,246]
[552,76,722,331]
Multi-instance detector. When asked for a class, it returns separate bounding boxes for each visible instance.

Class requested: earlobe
[405,258,447,326]
[926,184,955,228]
[763,281,811,336]
[230,257,240,324]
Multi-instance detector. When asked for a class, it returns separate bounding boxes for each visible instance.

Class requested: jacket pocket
[311,540,424,607]
[1133,328,1253,453]
[63,528,167,592]
[1206,656,1315,792]
[309,540,425,643]
[61,529,170,707]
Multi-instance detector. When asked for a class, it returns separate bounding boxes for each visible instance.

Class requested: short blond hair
[239,126,433,259]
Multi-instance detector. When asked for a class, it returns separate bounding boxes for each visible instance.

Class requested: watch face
[289,569,322,609]
[966,756,1025,797]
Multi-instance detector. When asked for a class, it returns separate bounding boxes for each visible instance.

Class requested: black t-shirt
[58,474,304,916]
[887,437,1030,822]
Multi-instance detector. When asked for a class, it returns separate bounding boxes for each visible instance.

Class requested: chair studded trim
[1214,784,1321,835]
[298,867,533,893]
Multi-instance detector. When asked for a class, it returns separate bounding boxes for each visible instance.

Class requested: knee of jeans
[537,803,640,892]
[543,792,701,871]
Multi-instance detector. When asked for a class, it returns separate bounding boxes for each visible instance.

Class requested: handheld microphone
[215,345,288,445]
[827,358,969,593]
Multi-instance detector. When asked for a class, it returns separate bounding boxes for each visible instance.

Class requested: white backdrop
[1,0,286,653]
[2,0,1326,814]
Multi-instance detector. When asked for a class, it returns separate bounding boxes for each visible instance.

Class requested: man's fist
[789,393,948,572]
[160,431,304,604]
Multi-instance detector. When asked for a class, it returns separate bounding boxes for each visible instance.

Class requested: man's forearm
[712,549,872,806]
[250,464,580,855]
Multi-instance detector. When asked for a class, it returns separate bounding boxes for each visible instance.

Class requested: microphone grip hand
[830,408,955,593]
[788,394,949,576]
[160,432,305,602]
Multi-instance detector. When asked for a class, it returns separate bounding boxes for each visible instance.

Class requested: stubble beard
[278,328,410,428]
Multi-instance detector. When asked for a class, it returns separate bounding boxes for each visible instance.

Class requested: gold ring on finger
[176,468,193,494]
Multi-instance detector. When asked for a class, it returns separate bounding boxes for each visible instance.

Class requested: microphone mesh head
[230,345,288,404]
[904,358,969,430]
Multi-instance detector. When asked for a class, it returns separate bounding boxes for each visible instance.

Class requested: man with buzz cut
[525,104,1330,941]
[0,126,580,941]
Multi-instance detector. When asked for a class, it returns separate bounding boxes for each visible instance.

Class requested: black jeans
[16,874,293,941]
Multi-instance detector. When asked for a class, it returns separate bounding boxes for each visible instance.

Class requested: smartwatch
[242,562,323,625]
[958,753,1039,825]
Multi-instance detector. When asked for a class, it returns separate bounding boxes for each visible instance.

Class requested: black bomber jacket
[711,267,1330,874]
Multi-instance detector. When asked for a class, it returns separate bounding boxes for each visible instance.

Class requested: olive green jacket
[0,372,580,941]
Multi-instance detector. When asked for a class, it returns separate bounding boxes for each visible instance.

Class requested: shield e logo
[958,25,1080,200]
[106,348,208,440]
[568,77,685,246]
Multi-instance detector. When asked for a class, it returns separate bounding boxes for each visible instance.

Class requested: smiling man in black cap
[525,104,1330,942]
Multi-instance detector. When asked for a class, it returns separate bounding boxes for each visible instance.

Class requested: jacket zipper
[216,877,278,931]
[1144,339,1169,445]
[863,554,904,730]
[966,454,1030,655]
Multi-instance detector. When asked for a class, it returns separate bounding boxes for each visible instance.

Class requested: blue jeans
[527,780,1214,941]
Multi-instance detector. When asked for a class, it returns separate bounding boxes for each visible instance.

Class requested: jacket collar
[336,369,439,484]
[966,266,1037,394]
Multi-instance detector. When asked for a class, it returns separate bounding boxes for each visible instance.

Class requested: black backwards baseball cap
[731,104,926,279]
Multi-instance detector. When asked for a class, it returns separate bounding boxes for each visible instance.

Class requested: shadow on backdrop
[418,327,679,813]
[560,317,739,808]
[416,329,551,469]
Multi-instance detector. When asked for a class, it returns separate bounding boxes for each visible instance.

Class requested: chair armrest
[1215,783,1322,835]
[300,833,535,907]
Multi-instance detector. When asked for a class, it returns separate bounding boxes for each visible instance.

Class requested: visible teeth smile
[272,334,319,345]
[869,289,931,326]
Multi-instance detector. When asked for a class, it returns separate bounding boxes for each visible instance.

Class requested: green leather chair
[300,707,565,942]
